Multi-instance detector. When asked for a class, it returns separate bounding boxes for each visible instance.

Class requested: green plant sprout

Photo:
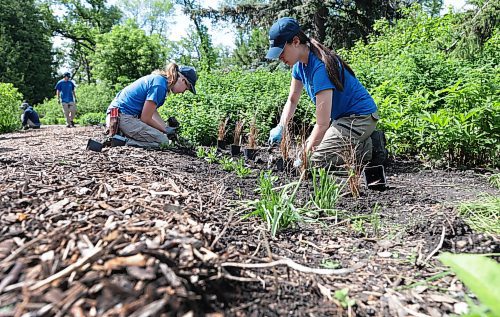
[234,158,251,178]
[310,167,344,215]
[196,146,207,158]
[219,156,234,171]
[320,259,341,269]
[205,147,218,164]
[334,288,356,309]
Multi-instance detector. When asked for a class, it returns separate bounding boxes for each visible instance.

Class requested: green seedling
[245,171,303,237]
[459,195,500,234]
[205,147,218,164]
[196,146,207,158]
[310,168,343,215]
[320,259,341,269]
[351,218,365,235]
[334,288,356,309]
[370,203,381,237]
[234,159,251,178]
[219,156,234,171]
[488,173,500,189]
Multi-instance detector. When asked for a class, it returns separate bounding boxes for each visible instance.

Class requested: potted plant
[276,124,292,171]
[231,120,244,156]
[244,117,258,160]
[217,117,229,150]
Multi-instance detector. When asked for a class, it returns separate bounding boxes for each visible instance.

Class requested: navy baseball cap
[266,17,300,60]
[179,66,197,94]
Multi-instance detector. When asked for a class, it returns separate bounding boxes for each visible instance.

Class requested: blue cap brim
[266,45,284,60]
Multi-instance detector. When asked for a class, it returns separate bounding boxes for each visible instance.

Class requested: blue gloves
[293,158,302,168]
[268,124,284,145]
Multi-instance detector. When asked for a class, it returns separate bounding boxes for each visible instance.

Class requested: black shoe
[66,124,71,128]
[71,121,75,127]
[370,130,388,166]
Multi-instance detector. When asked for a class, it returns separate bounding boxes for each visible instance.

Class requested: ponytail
[292,31,355,92]
[153,62,180,89]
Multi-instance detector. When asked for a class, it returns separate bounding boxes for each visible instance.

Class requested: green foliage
[79,112,106,126]
[196,146,207,158]
[458,195,500,234]
[36,98,63,125]
[342,7,499,167]
[92,21,167,86]
[0,0,54,103]
[245,171,302,237]
[205,147,218,163]
[488,174,500,189]
[440,253,500,317]
[233,158,251,178]
[160,69,314,145]
[309,168,343,214]
[0,83,22,133]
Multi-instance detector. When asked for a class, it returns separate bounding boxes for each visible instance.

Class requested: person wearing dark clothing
[20,101,41,130]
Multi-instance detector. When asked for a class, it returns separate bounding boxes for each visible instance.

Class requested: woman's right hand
[268,124,284,145]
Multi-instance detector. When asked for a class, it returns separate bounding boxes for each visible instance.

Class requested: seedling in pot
[231,119,244,156]
[244,117,258,160]
[217,116,229,150]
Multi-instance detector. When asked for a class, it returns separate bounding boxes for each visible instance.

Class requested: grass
[488,174,500,189]
[458,195,500,234]
[309,167,343,215]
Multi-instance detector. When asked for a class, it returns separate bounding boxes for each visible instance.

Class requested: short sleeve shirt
[55,80,76,103]
[108,74,168,116]
[292,51,377,120]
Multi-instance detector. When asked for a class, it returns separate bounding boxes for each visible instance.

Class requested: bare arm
[140,100,167,133]
[279,78,304,126]
[305,89,333,153]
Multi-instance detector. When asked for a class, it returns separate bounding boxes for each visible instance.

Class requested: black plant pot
[244,148,257,160]
[230,144,241,156]
[363,165,387,190]
[217,139,226,150]
[86,139,103,152]
[111,134,127,147]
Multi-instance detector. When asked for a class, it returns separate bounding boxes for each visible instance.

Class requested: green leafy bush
[341,7,499,167]
[159,69,314,145]
[79,112,106,126]
[0,83,22,133]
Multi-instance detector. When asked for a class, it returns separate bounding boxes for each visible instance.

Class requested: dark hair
[289,30,354,92]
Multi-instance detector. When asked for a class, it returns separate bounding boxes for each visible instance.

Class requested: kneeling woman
[267,18,382,167]
[106,63,197,148]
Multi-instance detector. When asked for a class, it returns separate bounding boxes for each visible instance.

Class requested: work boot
[370,130,388,166]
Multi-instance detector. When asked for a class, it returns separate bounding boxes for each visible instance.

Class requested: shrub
[79,112,106,126]
[0,83,22,133]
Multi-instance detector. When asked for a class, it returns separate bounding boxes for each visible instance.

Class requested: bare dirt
[0,125,498,317]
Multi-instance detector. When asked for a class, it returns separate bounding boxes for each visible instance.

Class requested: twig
[221,257,365,275]
[29,247,104,291]
[210,208,235,249]
[421,225,446,266]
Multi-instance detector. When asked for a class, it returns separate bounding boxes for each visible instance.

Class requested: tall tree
[47,0,122,82]
[0,0,55,103]
[175,0,217,71]
[117,0,174,36]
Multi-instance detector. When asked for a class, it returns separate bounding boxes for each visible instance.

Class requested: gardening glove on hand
[165,127,177,139]
[268,124,284,145]
[293,158,302,168]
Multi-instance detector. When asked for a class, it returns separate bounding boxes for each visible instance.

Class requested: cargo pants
[310,113,378,167]
[62,102,76,126]
[117,114,169,148]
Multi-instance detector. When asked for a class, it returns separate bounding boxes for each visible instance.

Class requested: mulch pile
[0,126,498,316]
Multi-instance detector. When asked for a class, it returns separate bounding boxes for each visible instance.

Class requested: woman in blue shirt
[266,17,386,167]
[106,62,197,148]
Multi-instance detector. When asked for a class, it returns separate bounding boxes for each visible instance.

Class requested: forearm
[279,98,298,127]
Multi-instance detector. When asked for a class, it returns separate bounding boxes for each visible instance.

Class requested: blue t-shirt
[22,107,41,126]
[292,51,377,120]
[107,74,168,116]
[55,80,76,103]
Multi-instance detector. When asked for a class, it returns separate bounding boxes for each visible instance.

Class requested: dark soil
[0,125,498,317]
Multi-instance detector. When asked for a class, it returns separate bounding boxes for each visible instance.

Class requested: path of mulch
[0,125,498,317]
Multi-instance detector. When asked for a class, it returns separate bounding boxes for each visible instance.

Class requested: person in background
[20,100,41,130]
[106,62,197,148]
[55,72,77,128]
[266,17,388,168]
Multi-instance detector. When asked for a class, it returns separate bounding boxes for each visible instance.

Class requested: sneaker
[71,121,75,127]
[66,124,71,128]
[370,130,388,166]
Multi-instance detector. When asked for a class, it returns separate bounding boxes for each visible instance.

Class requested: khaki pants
[118,114,169,148]
[310,113,378,167]
[62,102,76,125]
